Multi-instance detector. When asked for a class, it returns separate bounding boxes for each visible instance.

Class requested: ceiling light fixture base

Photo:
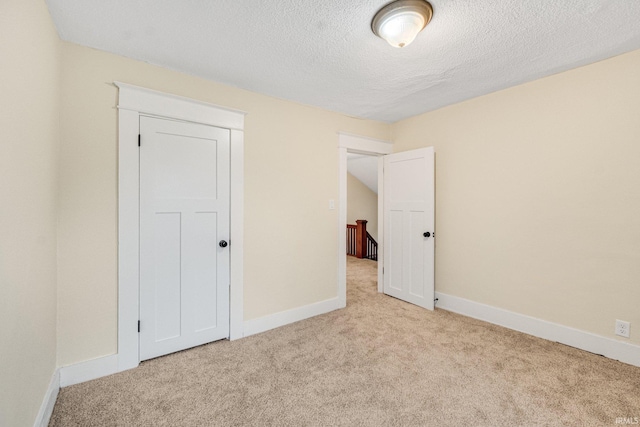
[372,0,433,48]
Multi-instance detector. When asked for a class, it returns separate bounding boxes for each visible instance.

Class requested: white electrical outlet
[615,320,630,338]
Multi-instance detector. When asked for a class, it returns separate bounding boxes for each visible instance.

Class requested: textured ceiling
[46,0,640,122]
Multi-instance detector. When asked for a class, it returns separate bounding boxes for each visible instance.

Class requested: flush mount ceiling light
[372,0,433,48]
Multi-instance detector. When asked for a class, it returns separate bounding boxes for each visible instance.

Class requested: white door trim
[116,82,245,372]
[338,132,393,307]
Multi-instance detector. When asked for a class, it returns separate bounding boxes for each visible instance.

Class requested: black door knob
[423,232,431,238]
[219,240,228,248]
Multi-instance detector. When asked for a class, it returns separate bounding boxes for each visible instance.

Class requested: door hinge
[137,320,141,333]
[138,134,141,147]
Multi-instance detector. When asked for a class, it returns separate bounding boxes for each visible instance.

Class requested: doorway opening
[337,133,392,308]
[338,133,436,312]
[345,153,379,261]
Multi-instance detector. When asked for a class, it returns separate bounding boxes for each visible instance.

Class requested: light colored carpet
[50,257,640,426]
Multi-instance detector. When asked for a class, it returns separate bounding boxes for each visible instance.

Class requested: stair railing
[346,219,377,261]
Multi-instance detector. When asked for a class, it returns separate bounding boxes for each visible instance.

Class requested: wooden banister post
[356,220,367,259]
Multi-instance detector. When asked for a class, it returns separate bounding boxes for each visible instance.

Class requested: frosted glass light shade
[372,0,433,48]
[377,11,425,48]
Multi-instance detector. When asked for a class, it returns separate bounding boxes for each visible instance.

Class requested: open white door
[383,147,435,310]
[139,116,230,361]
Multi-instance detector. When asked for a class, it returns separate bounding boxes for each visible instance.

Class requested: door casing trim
[116,82,246,372]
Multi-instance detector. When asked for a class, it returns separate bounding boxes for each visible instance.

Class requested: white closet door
[139,116,230,361]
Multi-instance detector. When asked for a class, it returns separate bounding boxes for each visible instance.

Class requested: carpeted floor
[50,257,640,426]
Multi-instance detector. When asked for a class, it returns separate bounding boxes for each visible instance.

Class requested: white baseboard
[59,354,119,387]
[243,297,341,337]
[56,298,341,389]
[435,292,640,368]
[33,369,59,427]
[57,297,340,388]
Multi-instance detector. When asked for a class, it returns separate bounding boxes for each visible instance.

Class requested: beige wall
[347,173,378,241]
[0,0,60,425]
[392,49,640,346]
[56,42,390,365]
